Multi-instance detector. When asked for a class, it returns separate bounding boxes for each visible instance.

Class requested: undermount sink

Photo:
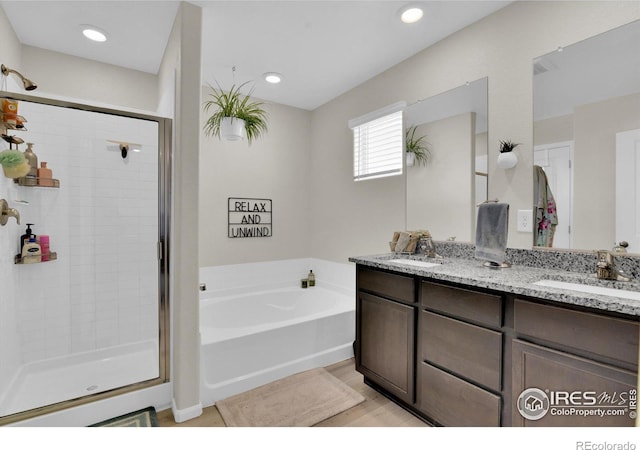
[387,259,441,269]
[533,279,640,301]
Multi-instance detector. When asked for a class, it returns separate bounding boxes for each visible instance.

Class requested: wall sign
[228,197,273,238]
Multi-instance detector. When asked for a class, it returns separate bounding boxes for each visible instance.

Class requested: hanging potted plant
[497,140,520,169]
[203,81,269,144]
[0,149,30,178]
[405,125,431,167]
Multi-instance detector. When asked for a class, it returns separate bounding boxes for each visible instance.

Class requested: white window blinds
[349,102,406,181]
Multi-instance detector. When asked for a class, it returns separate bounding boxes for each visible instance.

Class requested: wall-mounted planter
[497,151,518,169]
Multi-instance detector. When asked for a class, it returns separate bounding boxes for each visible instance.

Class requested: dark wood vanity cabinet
[512,299,638,427]
[354,264,639,427]
[355,267,416,404]
[417,281,504,426]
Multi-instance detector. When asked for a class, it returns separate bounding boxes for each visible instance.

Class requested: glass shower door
[0,93,170,424]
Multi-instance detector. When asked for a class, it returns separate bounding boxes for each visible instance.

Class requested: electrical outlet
[517,210,533,232]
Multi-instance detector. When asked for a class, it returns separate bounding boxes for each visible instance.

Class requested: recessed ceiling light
[82,26,108,42]
[399,5,424,24]
[264,72,282,84]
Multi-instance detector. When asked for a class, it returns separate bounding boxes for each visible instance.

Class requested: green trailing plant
[499,140,521,153]
[0,149,26,167]
[203,81,269,145]
[405,126,431,166]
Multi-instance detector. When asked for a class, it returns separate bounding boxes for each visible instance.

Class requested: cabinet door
[356,291,415,404]
[512,339,637,427]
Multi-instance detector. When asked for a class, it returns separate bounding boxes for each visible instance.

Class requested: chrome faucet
[419,237,442,259]
[595,250,631,282]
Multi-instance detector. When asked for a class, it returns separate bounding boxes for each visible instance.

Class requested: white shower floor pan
[0,340,159,417]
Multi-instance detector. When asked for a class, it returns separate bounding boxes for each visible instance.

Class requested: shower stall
[0,92,170,424]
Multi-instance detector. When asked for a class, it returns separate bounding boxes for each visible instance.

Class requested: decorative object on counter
[22,142,38,185]
[475,201,510,268]
[300,278,308,288]
[0,149,30,178]
[308,270,315,287]
[390,229,434,254]
[37,161,53,187]
[21,235,41,264]
[496,139,520,169]
[203,78,269,144]
[405,125,430,167]
[1,64,37,91]
[0,198,20,225]
[613,241,629,254]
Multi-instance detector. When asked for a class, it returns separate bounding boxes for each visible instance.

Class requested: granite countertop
[349,253,640,317]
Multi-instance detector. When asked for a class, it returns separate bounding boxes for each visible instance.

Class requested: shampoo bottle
[308,270,315,287]
[37,161,53,187]
[39,235,50,262]
[22,236,41,264]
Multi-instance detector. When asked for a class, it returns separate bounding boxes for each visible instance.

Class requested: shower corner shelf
[14,252,57,265]
[14,177,60,188]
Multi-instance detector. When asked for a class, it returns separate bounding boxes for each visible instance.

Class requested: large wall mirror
[533,20,640,252]
[406,77,488,242]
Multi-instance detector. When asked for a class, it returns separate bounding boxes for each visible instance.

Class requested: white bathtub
[199,259,355,407]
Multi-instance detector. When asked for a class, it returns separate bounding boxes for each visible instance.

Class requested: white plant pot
[497,151,518,169]
[220,117,246,141]
[406,152,415,167]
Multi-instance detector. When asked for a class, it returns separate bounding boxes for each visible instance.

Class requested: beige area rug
[216,367,365,427]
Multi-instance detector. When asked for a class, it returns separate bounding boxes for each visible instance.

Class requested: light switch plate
[517,209,533,232]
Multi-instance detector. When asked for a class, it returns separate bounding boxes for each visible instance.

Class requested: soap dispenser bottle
[22,235,41,263]
[23,143,38,185]
[20,223,35,254]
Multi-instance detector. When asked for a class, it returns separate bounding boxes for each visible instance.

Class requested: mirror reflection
[533,20,640,252]
[406,78,488,241]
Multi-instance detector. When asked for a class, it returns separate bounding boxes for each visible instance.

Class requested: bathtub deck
[158,358,427,427]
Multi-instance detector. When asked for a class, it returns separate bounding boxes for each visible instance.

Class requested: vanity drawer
[419,310,502,391]
[514,299,639,366]
[421,281,502,328]
[357,267,415,304]
[417,362,501,427]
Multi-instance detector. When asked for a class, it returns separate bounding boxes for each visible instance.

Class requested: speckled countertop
[349,253,640,317]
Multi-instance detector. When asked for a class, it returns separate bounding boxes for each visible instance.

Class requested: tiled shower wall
[0,100,159,376]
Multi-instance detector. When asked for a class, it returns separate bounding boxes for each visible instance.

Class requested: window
[349,102,406,181]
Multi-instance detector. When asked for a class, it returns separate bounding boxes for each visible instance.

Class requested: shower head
[1,64,37,91]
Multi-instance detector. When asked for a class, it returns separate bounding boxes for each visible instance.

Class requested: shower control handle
[0,199,20,225]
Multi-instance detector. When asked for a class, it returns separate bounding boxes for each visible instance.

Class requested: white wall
[407,112,475,241]
[22,46,158,112]
[167,1,202,422]
[199,96,312,267]
[309,1,640,262]
[573,93,640,249]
